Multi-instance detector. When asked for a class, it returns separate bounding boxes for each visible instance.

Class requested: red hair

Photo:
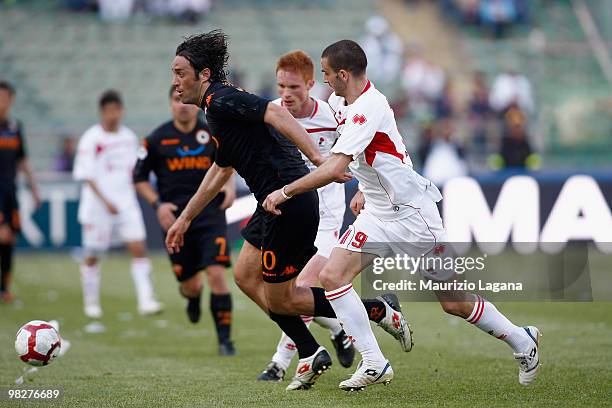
[276,50,314,83]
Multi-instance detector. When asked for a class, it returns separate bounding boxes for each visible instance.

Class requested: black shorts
[0,185,19,232]
[242,191,319,283]
[165,224,231,283]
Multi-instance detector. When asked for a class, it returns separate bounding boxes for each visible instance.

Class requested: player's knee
[233,269,248,291]
[128,242,147,258]
[295,262,320,288]
[208,275,226,293]
[206,267,228,293]
[319,266,341,291]
[84,256,98,267]
[180,279,201,298]
[0,225,13,244]
[234,266,255,293]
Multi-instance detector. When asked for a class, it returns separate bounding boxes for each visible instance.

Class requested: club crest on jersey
[205,93,214,107]
[353,114,367,125]
[137,146,148,160]
[196,129,211,145]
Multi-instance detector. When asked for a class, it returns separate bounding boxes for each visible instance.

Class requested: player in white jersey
[256,51,355,385]
[73,90,162,319]
[264,40,540,390]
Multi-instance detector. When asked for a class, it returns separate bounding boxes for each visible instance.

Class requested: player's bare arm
[179,163,234,221]
[219,171,236,210]
[18,158,41,209]
[84,179,118,215]
[134,180,159,208]
[263,102,324,166]
[135,181,178,232]
[262,153,352,215]
[166,163,233,253]
[349,189,365,216]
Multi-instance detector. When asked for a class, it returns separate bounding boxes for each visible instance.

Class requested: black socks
[269,311,318,359]
[210,293,232,344]
[311,287,337,317]
[0,244,13,292]
[362,298,387,323]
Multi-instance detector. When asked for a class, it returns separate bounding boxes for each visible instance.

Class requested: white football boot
[339,360,394,391]
[285,346,332,390]
[514,326,541,386]
[49,320,71,357]
[84,303,103,319]
[138,300,164,316]
[376,293,413,352]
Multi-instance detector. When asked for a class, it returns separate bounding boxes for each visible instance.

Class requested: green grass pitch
[1,250,611,407]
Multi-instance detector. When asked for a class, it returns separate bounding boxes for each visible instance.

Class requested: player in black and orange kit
[0,81,41,303]
[134,87,236,355]
[164,31,410,389]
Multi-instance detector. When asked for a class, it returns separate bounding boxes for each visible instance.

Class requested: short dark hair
[99,90,122,108]
[176,29,229,82]
[0,80,15,95]
[321,40,367,76]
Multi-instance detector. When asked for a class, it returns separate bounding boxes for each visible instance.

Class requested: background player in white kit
[256,51,355,384]
[264,40,541,390]
[73,90,162,318]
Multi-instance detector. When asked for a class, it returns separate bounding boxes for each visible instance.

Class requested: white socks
[466,295,531,353]
[325,283,386,367]
[271,315,344,371]
[81,258,157,314]
[314,316,343,336]
[130,257,156,307]
[80,263,101,309]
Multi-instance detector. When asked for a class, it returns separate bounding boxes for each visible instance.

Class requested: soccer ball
[15,320,62,366]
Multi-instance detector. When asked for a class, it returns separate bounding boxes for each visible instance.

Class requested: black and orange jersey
[0,119,26,187]
[201,82,309,202]
[133,119,225,228]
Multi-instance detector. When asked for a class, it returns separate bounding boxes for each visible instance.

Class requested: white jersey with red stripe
[273,97,345,234]
[73,124,142,225]
[329,80,442,221]
[273,97,338,171]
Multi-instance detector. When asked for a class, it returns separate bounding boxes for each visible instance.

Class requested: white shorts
[315,183,345,259]
[335,198,453,281]
[314,228,340,258]
[81,205,146,252]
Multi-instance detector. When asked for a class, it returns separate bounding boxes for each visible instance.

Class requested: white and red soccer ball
[15,320,62,366]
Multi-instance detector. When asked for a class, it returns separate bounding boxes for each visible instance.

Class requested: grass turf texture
[1,251,611,407]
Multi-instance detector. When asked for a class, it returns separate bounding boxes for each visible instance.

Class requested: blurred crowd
[439,0,531,38]
[64,0,213,23]
[360,14,539,186]
[42,5,539,187]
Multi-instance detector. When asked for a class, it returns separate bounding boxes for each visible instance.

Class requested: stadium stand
[1,0,609,171]
[450,0,612,166]
[0,0,374,171]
